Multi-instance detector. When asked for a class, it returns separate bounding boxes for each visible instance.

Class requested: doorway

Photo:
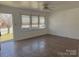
[0,13,14,42]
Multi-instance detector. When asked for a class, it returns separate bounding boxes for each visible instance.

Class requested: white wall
[0,5,49,40]
[49,8,79,39]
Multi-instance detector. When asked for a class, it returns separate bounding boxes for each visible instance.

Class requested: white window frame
[21,15,31,30]
[21,14,46,31]
[31,15,39,29]
[39,16,46,29]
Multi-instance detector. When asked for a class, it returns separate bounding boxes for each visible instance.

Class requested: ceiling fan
[43,3,54,11]
[43,3,49,10]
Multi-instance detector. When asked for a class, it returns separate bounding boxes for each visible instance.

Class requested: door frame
[0,11,15,43]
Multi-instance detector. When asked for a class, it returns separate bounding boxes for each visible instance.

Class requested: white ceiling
[0,1,44,10]
[45,1,79,11]
[0,1,79,11]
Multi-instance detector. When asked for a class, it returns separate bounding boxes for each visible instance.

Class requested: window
[21,15,46,30]
[39,16,46,28]
[21,15,30,28]
[32,16,38,28]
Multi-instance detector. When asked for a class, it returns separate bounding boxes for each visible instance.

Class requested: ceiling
[47,1,79,11]
[0,1,79,11]
[0,1,44,10]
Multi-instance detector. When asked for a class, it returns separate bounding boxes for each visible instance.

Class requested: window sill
[21,28,46,32]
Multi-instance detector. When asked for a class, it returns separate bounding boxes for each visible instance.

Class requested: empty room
[0,1,79,57]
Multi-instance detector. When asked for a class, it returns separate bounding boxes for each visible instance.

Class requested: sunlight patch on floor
[0,33,13,42]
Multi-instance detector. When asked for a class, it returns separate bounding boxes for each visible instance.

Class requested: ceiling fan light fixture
[43,3,49,9]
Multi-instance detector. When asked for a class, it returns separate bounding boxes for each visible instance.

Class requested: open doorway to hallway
[0,13,13,42]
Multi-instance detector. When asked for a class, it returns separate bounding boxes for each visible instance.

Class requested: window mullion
[38,16,40,29]
[30,15,32,29]
[44,16,46,28]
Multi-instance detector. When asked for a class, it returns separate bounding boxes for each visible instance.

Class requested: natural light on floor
[0,27,13,42]
[0,33,13,42]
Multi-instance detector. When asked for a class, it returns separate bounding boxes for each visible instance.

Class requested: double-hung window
[21,15,30,29]
[39,16,46,29]
[31,16,38,29]
[21,15,46,30]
